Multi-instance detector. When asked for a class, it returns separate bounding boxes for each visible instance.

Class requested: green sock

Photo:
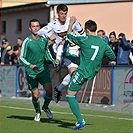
[32,98,41,113]
[42,95,52,109]
[66,94,83,122]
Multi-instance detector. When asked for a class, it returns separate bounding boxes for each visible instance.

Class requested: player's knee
[70,70,76,77]
[32,89,39,99]
[32,95,39,100]
[67,89,77,96]
[45,90,52,97]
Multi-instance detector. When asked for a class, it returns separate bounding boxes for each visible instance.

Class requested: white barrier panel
[114,67,133,104]
[0,66,16,96]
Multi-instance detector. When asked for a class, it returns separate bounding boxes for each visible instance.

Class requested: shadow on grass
[7,115,33,121]
[7,115,92,129]
[7,115,79,129]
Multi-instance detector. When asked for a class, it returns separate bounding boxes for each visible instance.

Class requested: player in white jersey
[38,4,85,102]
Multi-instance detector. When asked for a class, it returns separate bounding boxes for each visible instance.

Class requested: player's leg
[64,58,78,77]
[54,59,78,103]
[42,83,53,119]
[32,89,41,113]
[66,71,86,130]
[42,83,52,109]
[57,74,71,92]
[26,74,41,121]
[55,41,78,92]
[32,89,41,122]
[38,70,53,119]
[54,74,70,103]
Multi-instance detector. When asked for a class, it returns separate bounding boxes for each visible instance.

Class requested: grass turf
[0,97,133,133]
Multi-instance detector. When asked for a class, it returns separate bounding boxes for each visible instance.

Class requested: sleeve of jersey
[105,44,116,61]
[67,32,85,46]
[122,37,131,49]
[45,45,54,63]
[73,20,85,36]
[38,23,53,38]
[19,38,31,67]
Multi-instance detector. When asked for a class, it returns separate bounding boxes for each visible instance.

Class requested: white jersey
[38,17,85,44]
[38,17,85,61]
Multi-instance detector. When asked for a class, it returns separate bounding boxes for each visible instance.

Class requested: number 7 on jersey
[91,45,99,60]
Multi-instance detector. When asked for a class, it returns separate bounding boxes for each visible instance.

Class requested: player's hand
[109,61,116,65]
[48,40,54,46]
[48,35,56,46]
[70,16,77,25]
[0,62,4,65]
[30,65,38,71]
[53,59,60,73]
[49,35,56,41]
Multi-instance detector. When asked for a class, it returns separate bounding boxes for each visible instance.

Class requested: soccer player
[38,4,85,103]
[19,19,54,122]
[66,19,116,130]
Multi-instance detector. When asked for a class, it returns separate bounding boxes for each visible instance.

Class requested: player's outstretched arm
[68,16,77,33]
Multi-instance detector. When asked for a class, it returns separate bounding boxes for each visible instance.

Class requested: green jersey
[67,32,116,79]
[19,35,54,78]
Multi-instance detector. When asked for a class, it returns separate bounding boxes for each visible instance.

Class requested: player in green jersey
[66,18,116,130]
[19,19,55,122]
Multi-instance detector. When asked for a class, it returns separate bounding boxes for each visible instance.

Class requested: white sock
[57,74,71,91]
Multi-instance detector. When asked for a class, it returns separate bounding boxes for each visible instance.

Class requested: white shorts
[63,58,78,70]
[52,42,58,54]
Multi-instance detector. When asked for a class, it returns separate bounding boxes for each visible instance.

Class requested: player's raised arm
[38,23,54,39]
[68,16,77,33]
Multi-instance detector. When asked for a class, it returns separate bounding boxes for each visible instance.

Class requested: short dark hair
[13,45,19,51]
[2,38,8,44]
[85,20,97,32]
[118,33,125,38]
[18,37,23,40]
[29,19,40,27]
[97,29,105,35]
[57,4,68,13]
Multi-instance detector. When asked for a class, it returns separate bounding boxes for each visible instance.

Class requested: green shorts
[68,71,87,91]
[26,70,51,91]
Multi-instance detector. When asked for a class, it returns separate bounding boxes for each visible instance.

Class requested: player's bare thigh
[63,58,78,76]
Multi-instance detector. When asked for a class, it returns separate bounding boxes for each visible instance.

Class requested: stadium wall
[54,2,133,41]
[0,65,132,105]
[1,2,133,47]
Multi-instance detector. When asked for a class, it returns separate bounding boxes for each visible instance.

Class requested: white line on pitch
[0,105,133,121]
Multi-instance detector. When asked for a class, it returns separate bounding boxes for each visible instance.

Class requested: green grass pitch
[0,97,133,133]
